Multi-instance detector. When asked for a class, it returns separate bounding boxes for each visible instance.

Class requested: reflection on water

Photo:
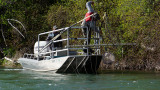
[0,68,24,71]
[0,68,160,90]
[20,70,68,81]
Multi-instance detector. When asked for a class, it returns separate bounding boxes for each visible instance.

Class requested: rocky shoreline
[1,55,160,72]
[100,61,160,72]
[0,58,22,68]
[100,52,160,72]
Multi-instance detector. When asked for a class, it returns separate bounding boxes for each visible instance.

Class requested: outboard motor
[34,41,50,57]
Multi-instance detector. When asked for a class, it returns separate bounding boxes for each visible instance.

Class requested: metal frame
[25,26,102,60]
[23,26,136,61]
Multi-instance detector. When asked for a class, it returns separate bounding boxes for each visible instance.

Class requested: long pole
[39,13,97,53]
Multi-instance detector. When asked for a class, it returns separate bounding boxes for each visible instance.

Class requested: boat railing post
[96,27,99,55]
[94,26,97,55]
[67,28,69,56]
[50,42,54,58]
[98,27,101,55]
[87,27,89,55]
[94,26,101,55]
[37,34,40,61]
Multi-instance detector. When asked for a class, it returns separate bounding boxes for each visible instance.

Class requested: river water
[0,67,160,90]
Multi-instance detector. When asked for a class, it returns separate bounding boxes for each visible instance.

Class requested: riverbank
[1,57,160,73]
[100,60,160,72]
[0,59,22,68]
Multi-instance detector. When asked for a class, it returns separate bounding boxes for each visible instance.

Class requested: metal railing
[24,26,101,60]
[23,26,136,60]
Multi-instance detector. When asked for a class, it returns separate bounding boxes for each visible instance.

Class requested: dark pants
[46,35,62,50]
[82,25,92,45]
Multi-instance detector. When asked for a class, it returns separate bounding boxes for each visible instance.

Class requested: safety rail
[23,53,35,59]
[36,26,101,60]
[68,26,101,55]
[23,53,52,60]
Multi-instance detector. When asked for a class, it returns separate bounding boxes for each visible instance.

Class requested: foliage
[3,47,15,58]
[0,59,3,65]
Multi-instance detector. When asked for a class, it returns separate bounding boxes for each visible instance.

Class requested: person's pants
[82,21,99,45]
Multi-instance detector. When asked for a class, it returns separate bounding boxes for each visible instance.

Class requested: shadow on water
[98,69,160,74]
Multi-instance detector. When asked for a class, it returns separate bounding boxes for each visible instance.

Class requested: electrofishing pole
[39,13,97,53]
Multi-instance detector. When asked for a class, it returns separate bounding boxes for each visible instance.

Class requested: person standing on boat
[46,25,62,50]
[81,1,100,53]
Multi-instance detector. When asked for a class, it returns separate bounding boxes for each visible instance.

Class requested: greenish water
[0,67,160,90]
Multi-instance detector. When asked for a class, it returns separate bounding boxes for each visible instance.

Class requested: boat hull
[18,56,69,71]
[57,55,102,74]
[18,55,102,74]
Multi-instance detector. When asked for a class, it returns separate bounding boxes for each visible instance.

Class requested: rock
[103,52,115,64]
[101,52,115,69]
[155,65,160,71]
[141,43,156,51]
